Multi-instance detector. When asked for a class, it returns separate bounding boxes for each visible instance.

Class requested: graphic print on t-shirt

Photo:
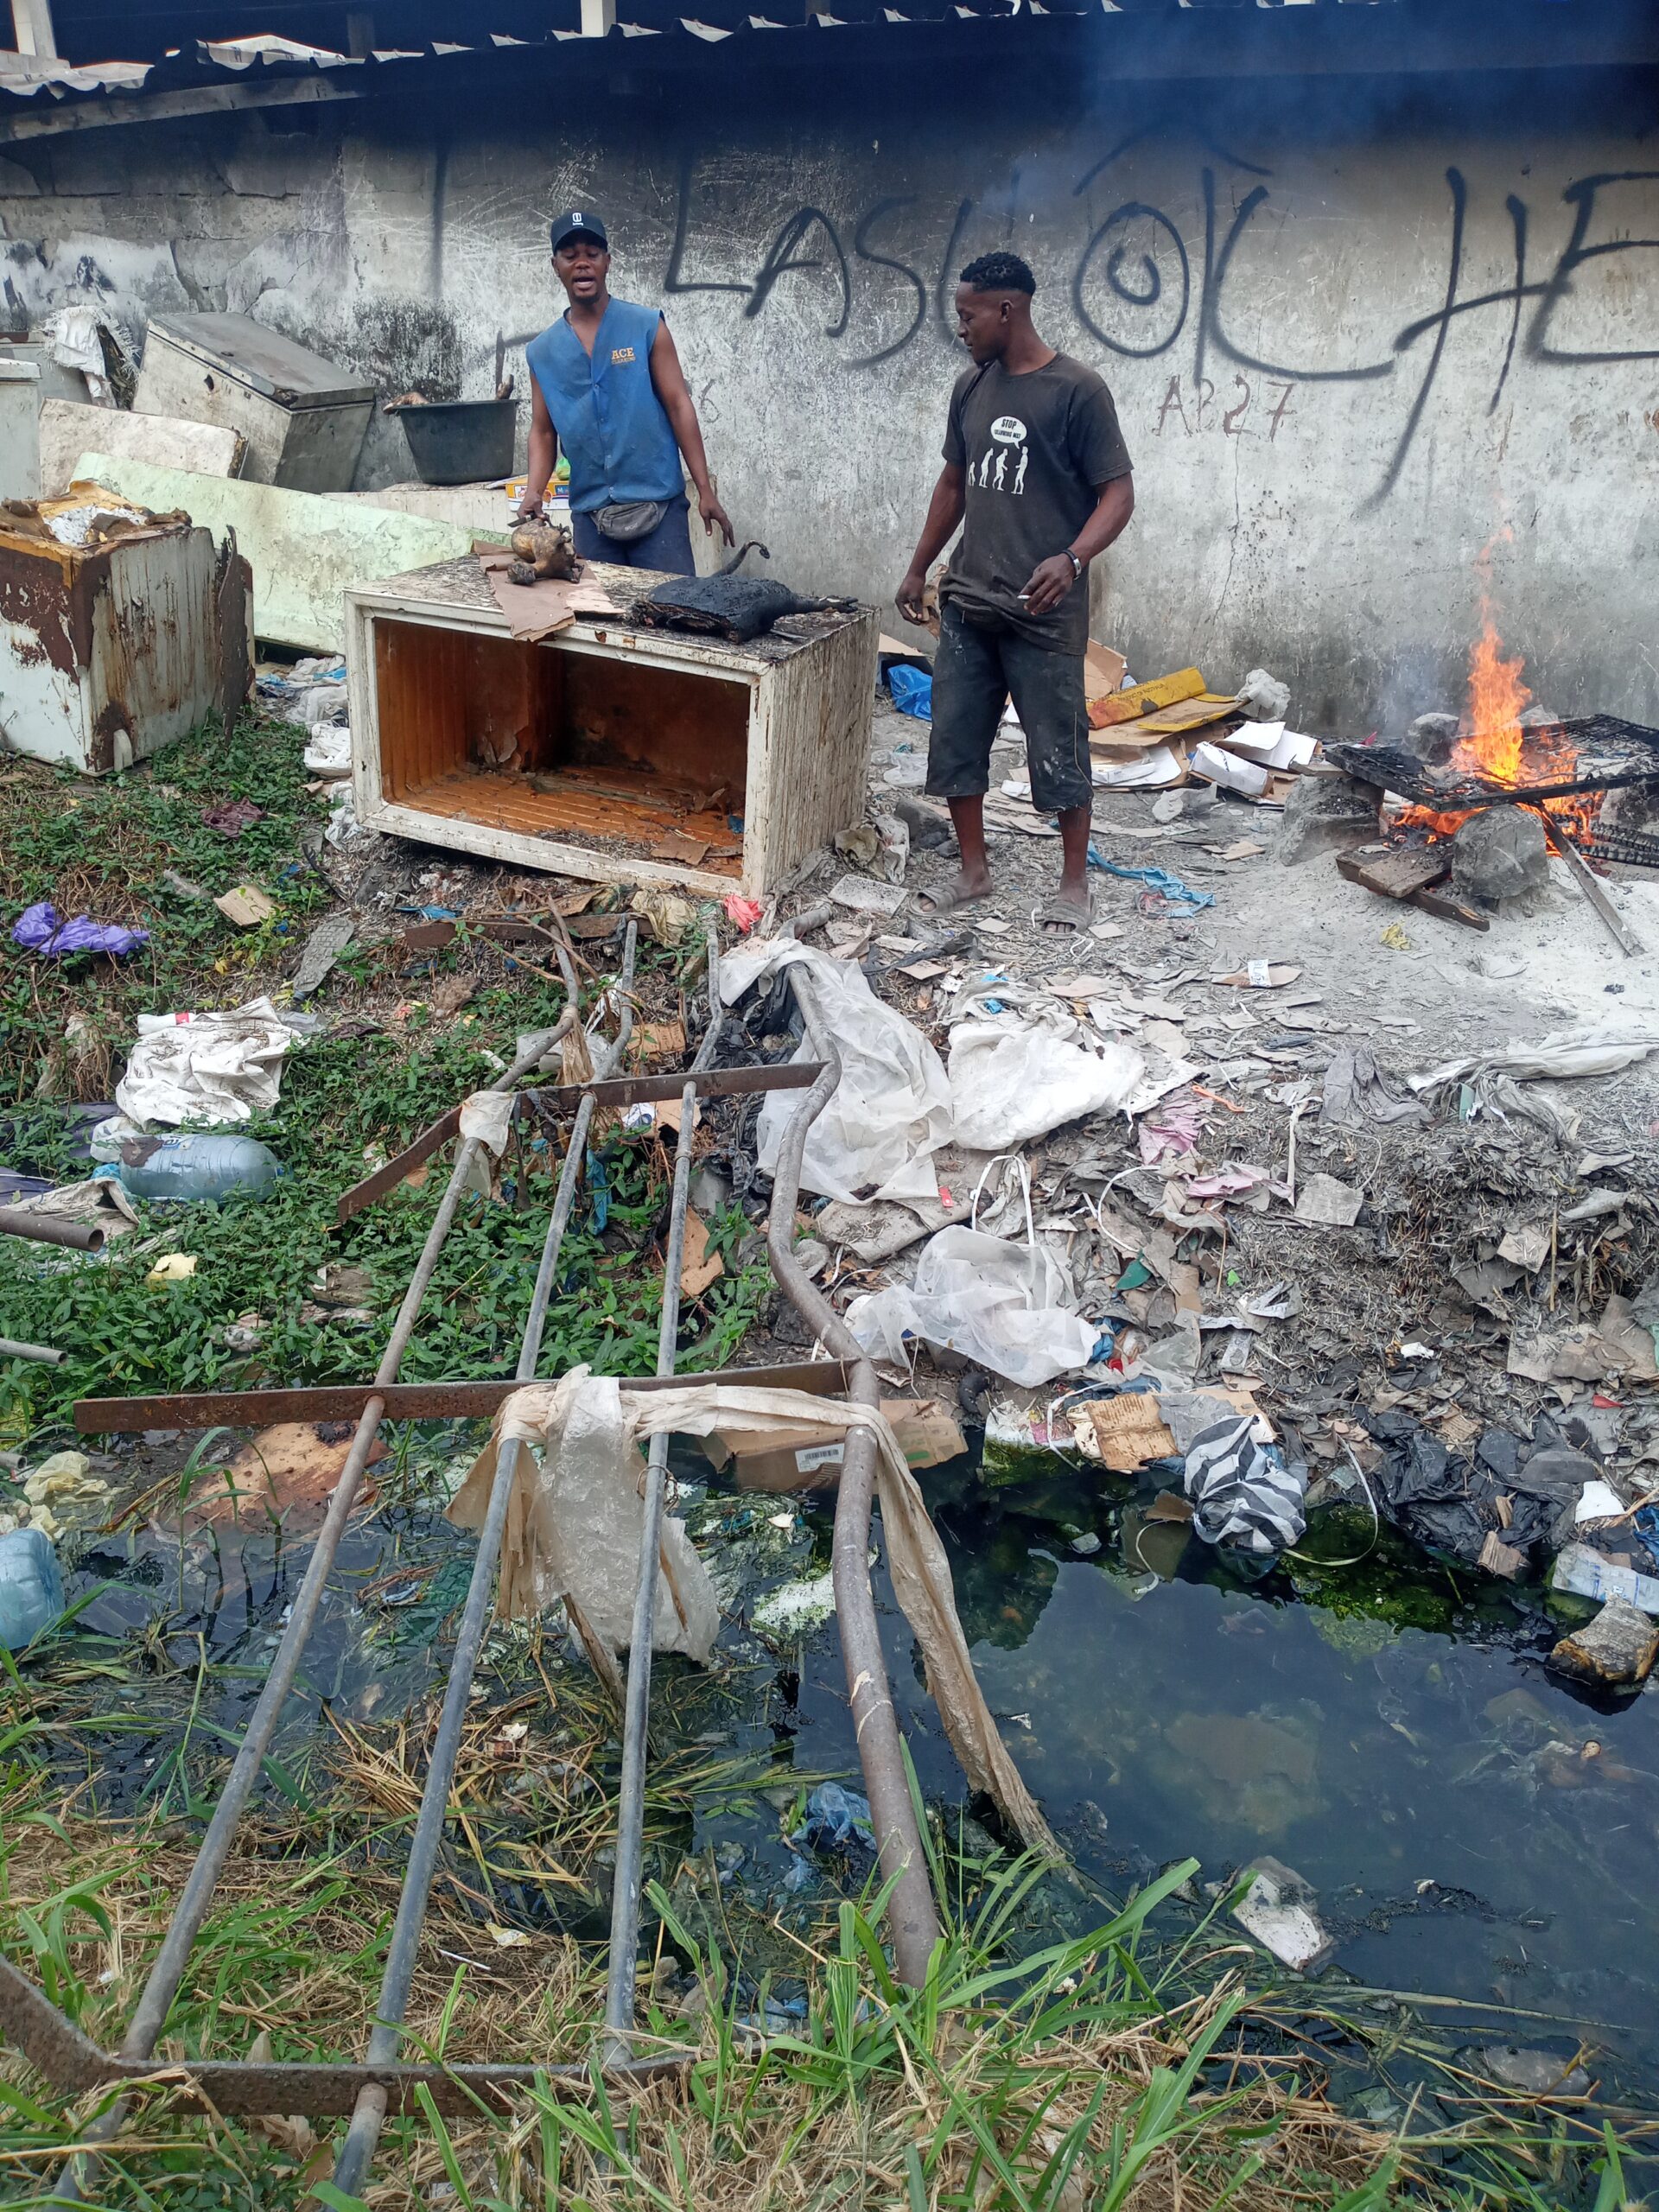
[977,412,1028,497]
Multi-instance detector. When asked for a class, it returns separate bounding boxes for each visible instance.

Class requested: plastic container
[398,397,518,486]
[0,1527,64,1649]
[115,1135,283,1204]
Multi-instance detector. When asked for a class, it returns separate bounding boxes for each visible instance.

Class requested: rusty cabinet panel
[0,517,239,773]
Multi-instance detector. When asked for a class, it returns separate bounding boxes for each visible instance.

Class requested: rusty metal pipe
[764,972,939,1987]
[331,931,639,2196]
[0,1207,104,1252]
[603,935,721,2062]
[48,1008,578,2206]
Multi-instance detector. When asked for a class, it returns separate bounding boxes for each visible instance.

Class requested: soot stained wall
[1,61,1655,732]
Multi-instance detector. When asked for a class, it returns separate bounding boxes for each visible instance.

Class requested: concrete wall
[2,65,1656,733]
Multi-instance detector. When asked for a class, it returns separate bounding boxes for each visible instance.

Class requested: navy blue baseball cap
[550,210,608,252]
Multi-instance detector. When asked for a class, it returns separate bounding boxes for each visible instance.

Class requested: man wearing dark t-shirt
[896,251,1135,927]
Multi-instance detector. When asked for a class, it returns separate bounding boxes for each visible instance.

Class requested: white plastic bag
[114,996,302,1128]
[948,1019,1143,1149]
[846,1164,1098,1386]
[719,938,950,1206]
[448,1373,718,1660]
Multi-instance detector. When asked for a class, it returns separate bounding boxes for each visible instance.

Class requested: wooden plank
[1408,883,1490,931]
[1336,847,1451,899]
[748,606,878,893]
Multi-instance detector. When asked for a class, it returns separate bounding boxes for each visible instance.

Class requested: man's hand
[515,498,543,524]
[698,487,735,547]
[1020,553,1079,617]
[895,568,928,625]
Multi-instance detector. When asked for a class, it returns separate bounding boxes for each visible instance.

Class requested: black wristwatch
[1065,551,1083,581]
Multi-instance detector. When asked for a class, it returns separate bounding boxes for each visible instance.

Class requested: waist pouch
[593,500,667,542]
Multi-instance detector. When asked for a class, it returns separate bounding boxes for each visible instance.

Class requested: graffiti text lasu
[665,158,1659,506]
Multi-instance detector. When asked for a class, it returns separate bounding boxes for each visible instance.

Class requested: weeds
[0,720,770,1441]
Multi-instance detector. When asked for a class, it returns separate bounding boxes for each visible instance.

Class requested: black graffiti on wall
[664,155,1659,504]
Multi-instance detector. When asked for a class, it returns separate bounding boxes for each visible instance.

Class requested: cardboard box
[708,1397,967,1493]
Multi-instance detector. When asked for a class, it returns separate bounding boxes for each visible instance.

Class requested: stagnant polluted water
[12,1414,1659,2140]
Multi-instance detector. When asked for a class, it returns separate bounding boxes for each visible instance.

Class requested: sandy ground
[856,706,1659,1146]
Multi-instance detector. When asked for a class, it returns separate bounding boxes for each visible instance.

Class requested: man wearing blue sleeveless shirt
[518,209,733,575]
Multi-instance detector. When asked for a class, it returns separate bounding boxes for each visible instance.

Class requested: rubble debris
[1548,1599,1659,1688]
[1405,711,1460,766]
[1450,806,1549,902]
[1275,773,1381,865]
[1233,1857,1335,1973]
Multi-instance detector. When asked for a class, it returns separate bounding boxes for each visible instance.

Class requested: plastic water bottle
[115,1135,283,1205]
[0,1528,63,1649]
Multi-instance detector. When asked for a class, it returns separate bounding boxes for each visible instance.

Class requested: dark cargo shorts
[925,606,1092,817]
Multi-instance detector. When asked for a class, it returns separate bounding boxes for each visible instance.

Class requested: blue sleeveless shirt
[524,299,684,513]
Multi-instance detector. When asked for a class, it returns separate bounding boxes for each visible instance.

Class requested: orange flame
[1456,601,1530,786]
[1395,546,1596,845]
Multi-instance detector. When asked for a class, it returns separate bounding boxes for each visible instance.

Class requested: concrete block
[1275,772,1382,866]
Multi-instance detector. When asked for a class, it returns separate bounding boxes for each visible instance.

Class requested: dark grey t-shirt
[940,352,1132,654]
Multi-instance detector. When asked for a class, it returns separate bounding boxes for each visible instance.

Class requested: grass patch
[0,715,330,1106]
[0,717,770,1442]
[0,1765,1637,2212]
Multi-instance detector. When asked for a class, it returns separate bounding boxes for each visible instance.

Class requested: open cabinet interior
[372,616,751,874]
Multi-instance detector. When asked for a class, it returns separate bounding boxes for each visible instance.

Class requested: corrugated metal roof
[3,0,1642,130]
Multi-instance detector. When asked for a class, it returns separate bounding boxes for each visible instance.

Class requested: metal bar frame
[40,937,616,2203]
[7,930,948,2195]
[74,1361,855,1437]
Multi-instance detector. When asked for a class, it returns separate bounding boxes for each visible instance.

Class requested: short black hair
[958,251,1035,296]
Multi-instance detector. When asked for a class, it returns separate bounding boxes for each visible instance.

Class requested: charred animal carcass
[632,542,855,645]
[507,517,578,587]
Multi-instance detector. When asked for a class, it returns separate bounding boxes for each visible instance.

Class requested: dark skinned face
[553,235,611,306]
[954,283,1015,364]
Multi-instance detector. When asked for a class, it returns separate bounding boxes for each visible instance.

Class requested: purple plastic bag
[11,901,149,959]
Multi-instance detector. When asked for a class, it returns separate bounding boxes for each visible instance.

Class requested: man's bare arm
[894,463,967,622]
[518,378,558,521]
[1020,474,1135,616]
[650,318,734,545]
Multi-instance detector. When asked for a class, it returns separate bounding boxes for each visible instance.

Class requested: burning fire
[1456,602,1530,788]
[1396,555,1598,845]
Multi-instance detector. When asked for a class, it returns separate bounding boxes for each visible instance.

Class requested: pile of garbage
[712,874,1659,1687]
